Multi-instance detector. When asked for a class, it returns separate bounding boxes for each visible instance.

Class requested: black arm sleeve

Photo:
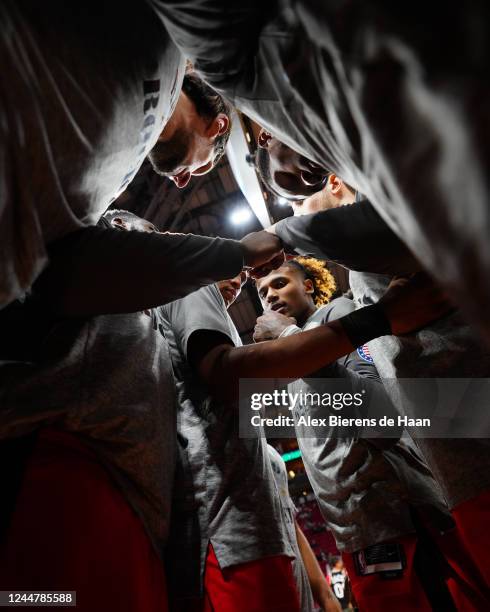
[187,330,233,372]
[33,226,244,316]
[274,200,420,275]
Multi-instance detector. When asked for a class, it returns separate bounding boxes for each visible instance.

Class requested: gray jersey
[1,0,185,305]
[160,285,294,597]
[285,297,451,552]
[267,445,315,612]
[0,308,176,557]
[350,271,490,509]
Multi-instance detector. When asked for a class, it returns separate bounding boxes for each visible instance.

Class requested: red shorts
[435,524,490,611]
[342,535,433,612]
[0,429,168,612]
[451,490,490,589]
[202,544,300,612]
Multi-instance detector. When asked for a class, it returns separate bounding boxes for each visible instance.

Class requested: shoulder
[314,296,355,324]
[162,284,224,320]
[160,284,235,350]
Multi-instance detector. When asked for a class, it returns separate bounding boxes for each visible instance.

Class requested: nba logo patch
[357,344,374,363]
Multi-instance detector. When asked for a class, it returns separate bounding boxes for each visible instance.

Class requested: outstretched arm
[33,227,281,317]
[269,201,420,276]
[190,275,450,400]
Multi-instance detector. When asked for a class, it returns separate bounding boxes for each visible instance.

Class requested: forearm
[274,202,419,275]
[203,319,354,399]
[229,320,352,378]
[295,523,340,611]
[33,226,243,316]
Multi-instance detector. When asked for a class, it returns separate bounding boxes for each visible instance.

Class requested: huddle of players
[1,61,488,612]
[250,148,490,610]
[162,240,485,612]
[5,207,487,612]
[0,199,468,612]
[1,2,490,611]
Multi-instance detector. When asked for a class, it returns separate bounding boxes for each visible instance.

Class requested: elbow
[203,346,238,403]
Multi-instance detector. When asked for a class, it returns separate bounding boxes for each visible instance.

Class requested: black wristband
[340,304,392,347]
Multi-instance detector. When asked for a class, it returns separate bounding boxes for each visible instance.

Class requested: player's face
[149,127,216,189]
[217,271,248,308]
[256,265,313,320]
[149,93,229,189]
[258,130,329,199]
[291,188,338,216]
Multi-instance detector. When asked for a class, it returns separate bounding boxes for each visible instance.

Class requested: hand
[253,310,297,342]
[248,253,286,280]
[379,273,453,335]
[240,231,283,269]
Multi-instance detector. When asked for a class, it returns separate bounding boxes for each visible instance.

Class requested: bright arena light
[230,207,252,225]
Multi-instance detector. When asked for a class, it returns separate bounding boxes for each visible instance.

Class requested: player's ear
[304,278,314,295]
[327,173,343,194]
[205,113,230,139]
[257,129,273,148]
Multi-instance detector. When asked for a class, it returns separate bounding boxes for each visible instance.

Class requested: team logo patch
[357,344,374,363]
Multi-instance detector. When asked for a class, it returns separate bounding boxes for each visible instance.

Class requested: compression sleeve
[33,226,244,316]
[274,200,420,275]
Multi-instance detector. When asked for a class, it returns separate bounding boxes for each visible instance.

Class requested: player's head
[148,73,232,189]
[217,270,248,308]
[331,555,344,571]
[255,257,336,326]
[256,130,330,199]
[102,209,157,233]
[290,174,356,216]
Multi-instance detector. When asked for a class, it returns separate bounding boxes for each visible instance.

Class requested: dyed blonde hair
[288,257,337,307]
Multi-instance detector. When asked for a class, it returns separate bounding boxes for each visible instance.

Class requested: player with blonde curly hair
[254,256,339,332]
[287,257,337,308]
[254,259,460,612]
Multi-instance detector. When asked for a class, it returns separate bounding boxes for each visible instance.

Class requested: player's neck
[298,304,317,327]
